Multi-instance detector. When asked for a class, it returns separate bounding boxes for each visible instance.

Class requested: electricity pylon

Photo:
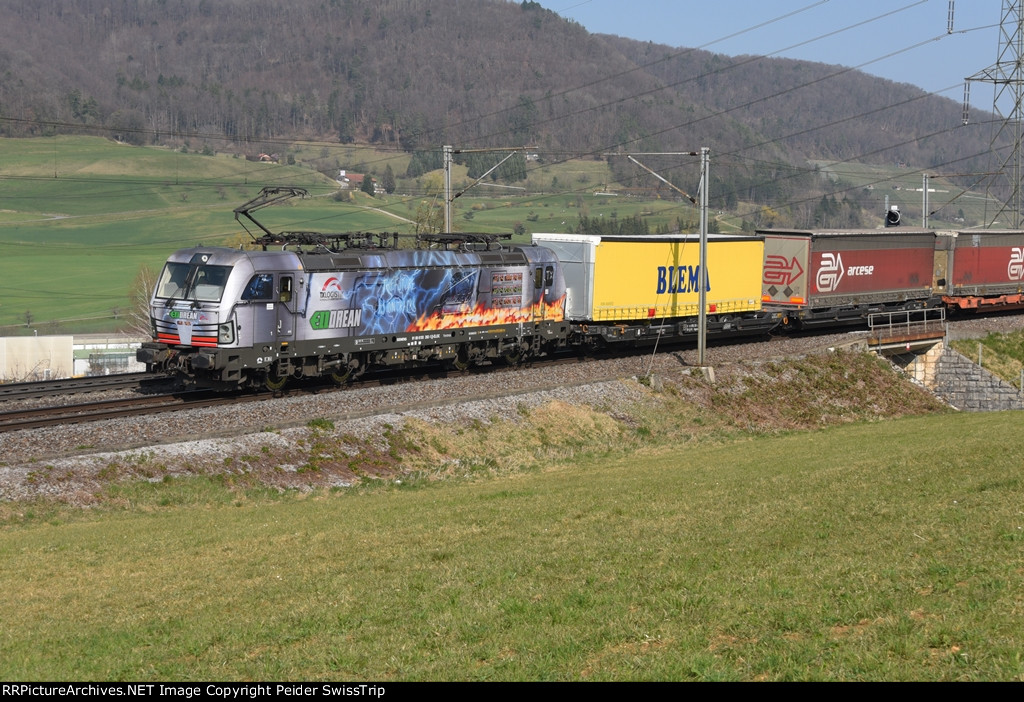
[964,0,1024,228]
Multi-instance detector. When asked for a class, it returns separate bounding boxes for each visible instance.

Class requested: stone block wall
[886,341,1024,412]
[932,347,1024,411]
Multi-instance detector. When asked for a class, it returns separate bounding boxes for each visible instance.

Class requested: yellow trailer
[532,233,765,322]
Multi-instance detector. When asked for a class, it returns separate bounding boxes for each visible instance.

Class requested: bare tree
[414,200,443,234]
[124,263,158,340]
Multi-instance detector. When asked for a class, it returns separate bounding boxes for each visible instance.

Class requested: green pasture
[451,193,695,236]
[293,142,413,180]
[0,137,409,333]
[1,410,1021,680]
[809,160,992,226]
[0,137,701,333]
[3,136,986,333]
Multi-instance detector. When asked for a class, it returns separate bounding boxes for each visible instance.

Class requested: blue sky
[536,1,1003,102]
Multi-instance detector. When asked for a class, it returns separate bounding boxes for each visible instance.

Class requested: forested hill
[0,0,995,174]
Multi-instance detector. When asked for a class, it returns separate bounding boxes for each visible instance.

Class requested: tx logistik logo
[1009,247,1024,281]
[319,277,345,300]
[310,309,362,330]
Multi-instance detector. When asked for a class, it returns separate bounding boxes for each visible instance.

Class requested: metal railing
[868,307,946,340]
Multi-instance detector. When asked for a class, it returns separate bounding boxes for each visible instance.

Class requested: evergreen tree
[496,152,527,182]
[405,150,443,178]
[382,164,396,194]
[361,174,376,197]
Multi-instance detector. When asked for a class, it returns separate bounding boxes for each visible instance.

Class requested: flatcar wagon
[938,230,1024,311]
[761,227,1024,327]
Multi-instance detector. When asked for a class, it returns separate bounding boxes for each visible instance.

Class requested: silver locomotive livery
[137,236,569,390]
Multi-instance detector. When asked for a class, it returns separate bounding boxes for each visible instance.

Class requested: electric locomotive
[136,233,569,390]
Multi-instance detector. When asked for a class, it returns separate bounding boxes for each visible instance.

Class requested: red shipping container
[948,230,1024,295]
[761,229,936,320]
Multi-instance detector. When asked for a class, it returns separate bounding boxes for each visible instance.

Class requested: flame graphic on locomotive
[409,296,566,331]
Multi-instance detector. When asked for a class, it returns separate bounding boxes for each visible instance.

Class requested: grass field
[0,135,996,334]
[0,408,1021,681]
[951,328,1024,388]
[809,160,997,227]
[0,137,328,333]
[0,136,696,334]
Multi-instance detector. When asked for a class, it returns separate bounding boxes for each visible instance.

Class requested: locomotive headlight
[218,321,235,345]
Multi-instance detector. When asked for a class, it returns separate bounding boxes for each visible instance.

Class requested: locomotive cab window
[280,276,293,303]
[156,263,190,299]
[155,262,231,302]
[545,265,554,287]
[534,267,543,289]
[193,266,230,302]
[242,274,274,301]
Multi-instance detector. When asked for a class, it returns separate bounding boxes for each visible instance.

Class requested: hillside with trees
[0,0,1003,227]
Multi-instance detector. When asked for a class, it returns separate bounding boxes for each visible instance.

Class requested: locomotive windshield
[156,261,232,302]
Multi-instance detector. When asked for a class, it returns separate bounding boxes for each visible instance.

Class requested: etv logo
[1008,248,1024,281]
[816,253,844,293]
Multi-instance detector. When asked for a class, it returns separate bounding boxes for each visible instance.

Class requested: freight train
[136,192,1024,390]
[136,229,776,390]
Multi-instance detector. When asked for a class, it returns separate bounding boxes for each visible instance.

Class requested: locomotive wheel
[452,346,471,371]
[330,367,352,385]
[264,369,289,391]
[504,350,522,366]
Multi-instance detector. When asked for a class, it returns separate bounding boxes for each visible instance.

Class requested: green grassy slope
[0,409,1020,681]
[0,137,386,333]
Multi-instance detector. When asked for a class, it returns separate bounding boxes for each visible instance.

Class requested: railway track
[0,353,603,434]
[0,373,171,401]
[0,390,264,433]
[2,313,1021,476]
[0,312,1013,436]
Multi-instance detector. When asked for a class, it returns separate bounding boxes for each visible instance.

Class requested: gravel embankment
[1,314,1020,503]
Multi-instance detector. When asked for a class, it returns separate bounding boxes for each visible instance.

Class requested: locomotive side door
[277,275,295,339]
[532,264,555,320]
[240,272,279,345]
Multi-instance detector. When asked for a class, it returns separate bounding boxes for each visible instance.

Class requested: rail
[0,372,159,401]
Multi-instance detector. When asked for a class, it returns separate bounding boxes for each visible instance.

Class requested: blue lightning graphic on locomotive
[310,268,468,335]
[303,249,564,338]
